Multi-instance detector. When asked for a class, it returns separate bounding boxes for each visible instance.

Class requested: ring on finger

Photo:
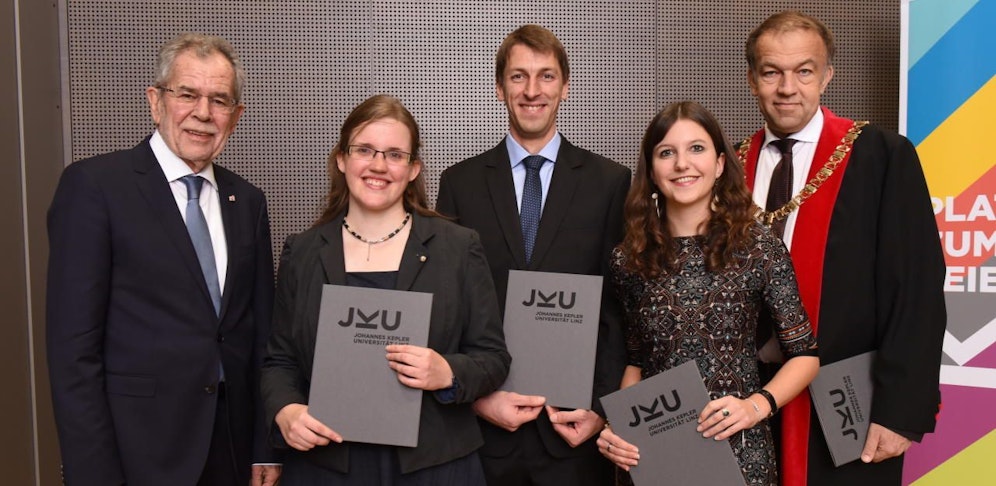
[607,443,613,452]
[721,408,731,417]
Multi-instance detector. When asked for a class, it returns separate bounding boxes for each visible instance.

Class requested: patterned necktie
[520,155,546,264]
[765,138,798,239]
[180,175,222,316]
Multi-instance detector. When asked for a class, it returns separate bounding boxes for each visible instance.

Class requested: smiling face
[335,118,421,215]
[748,28,833,138]
[146,50,243,172]
[496,44,569,151]
[651,118,725,224]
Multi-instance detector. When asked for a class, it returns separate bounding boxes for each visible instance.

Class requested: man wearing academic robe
[739,11,946,486]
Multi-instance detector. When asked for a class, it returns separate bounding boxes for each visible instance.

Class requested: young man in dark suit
[47,33,280,486]
[436,24,631,486]
[739,11,946,486]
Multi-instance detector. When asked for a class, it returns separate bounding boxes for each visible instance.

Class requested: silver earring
[651,192,660,218]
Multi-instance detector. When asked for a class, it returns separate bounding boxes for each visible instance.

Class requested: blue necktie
[520,155,546,264]
[180,175,222,316]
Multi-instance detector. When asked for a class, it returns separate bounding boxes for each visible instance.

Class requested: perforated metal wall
[66,0,899,264]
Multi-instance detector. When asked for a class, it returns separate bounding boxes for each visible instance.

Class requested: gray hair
[154,33,246,102]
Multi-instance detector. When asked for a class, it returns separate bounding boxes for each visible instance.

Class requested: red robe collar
[742,106,860,486]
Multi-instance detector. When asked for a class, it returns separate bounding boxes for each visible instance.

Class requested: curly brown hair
[619,101,756,278]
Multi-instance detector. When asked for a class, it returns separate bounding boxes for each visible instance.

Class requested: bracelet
[756,389,778,418]
[746,396,763,422]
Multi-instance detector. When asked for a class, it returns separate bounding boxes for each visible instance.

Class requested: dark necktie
[520,155,546,264]
[765,138,798,238]
[180,175,222,316]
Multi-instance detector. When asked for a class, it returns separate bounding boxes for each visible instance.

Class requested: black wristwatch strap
[757,389,778,418]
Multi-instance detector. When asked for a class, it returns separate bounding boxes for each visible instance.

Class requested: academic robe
[741,108,946,485]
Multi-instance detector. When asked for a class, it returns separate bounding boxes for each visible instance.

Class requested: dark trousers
[281,444,486,486]
[480,422,613,486]
[197,383,239,486]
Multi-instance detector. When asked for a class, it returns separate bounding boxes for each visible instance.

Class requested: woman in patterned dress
[596,101,819,485]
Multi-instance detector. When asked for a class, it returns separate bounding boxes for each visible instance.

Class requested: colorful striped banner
[902,1,996,484]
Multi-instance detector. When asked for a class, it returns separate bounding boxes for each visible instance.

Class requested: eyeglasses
[346,145,414,165]
[158,86,239,114]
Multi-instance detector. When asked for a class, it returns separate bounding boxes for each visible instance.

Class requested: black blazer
[436,135,631,459]
[46,137,275,485]
[260,212,510,474]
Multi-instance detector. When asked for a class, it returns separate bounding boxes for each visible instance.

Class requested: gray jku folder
[500,270,602,409]
[308,284,432,448]
[809,350,876,466]
[600,360,745,486]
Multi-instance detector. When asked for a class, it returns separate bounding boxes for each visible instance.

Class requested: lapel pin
[228,195,236,202]
[419,255,427,262]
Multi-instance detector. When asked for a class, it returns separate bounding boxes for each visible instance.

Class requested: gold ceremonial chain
[343,212,412,260]
[738,120,868,226]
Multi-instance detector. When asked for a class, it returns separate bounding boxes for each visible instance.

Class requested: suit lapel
[216,167,239,320]
[318,216,348,286]
[131,139,217,317]
[484,141,529,268]
[529,136,581,269]
[396,214,433,290]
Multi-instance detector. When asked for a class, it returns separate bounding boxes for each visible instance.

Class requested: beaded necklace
[342,212,411,261]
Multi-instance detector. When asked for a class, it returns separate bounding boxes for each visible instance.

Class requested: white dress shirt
[751,109,825,250]
[150,130,228,292]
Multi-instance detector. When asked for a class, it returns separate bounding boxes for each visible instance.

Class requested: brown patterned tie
[765,138,798,238]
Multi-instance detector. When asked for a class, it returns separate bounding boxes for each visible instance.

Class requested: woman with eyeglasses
[261,94,509,485]
[596,101,819,485]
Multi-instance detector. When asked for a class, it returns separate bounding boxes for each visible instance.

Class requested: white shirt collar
[763,107,824,147]
[150,130,218,186]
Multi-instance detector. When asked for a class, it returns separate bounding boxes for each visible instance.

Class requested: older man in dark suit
[436,24,631,486]
[47,33,279,486]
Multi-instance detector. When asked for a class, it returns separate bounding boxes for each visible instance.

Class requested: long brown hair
[315,94,439,226]
[619,101,755,278]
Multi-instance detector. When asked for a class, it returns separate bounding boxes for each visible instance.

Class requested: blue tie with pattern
[520,155,546,264]
[180,175,222,316]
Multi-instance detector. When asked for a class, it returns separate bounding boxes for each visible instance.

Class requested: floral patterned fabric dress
[610,223,817,485]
